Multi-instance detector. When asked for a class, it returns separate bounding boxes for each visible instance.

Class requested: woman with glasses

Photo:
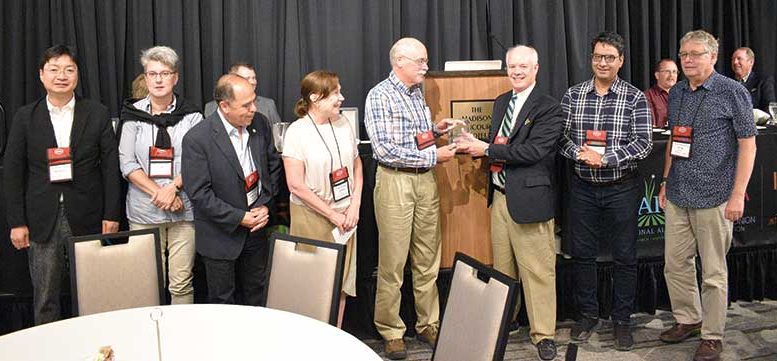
[118,46,202,304]
[282,70,362,327]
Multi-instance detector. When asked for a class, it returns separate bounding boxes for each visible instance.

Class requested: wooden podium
[423,70,511,268]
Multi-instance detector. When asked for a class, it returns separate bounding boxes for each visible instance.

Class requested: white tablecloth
[0,304,381,361]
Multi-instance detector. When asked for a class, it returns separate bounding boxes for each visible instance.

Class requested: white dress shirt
[217,109,261,195]
[46,95,76,148]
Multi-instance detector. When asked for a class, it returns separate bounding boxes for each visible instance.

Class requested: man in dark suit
[182,74,280,305]
[3,45,121,325]
[731,47,776,112]
[458,45,563,361]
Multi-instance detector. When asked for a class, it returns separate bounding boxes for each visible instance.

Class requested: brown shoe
[694,339,722,361]
[659,322,702,343]
[418,326,438,347]
[384,338,407,360]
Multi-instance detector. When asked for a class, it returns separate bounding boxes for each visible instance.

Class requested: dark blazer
[182,112,280,260]
[3,96,121,242]
[486,88,564,224]
[742,71,776,113]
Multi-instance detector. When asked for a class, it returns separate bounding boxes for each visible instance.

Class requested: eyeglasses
[678,51,708,60]
[401,55,429,65]
[44,67,77,77]
[591,54,619,64]
[658,70,679,75]
[145,71,176,80]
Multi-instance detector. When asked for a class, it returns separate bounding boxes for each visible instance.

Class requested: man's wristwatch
[483,144,490,157]
[600,155,608,167]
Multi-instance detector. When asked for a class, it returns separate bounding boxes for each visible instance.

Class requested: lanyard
[677,88,708,128]
[308,114,344,172]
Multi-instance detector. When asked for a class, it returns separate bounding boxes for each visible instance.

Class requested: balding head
[389,37,429,87]
[214,74,257,128]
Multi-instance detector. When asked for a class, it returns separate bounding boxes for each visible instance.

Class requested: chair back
[68,229,164,316]
[262,233,345,325]
[432,252,518,361]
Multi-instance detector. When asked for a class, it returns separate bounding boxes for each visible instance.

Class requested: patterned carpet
[361,300,777,360]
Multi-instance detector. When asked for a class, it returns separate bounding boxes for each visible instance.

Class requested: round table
[0,304,381,360]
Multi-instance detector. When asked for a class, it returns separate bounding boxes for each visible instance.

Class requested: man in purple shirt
[644,59,679,128]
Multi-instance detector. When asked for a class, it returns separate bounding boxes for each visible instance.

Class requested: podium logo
[638,175,665,227]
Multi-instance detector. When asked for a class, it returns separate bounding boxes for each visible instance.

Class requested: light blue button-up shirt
[118,96,203,224]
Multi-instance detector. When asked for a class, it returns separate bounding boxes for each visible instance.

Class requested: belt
[379,163,431,174]
[493,184,506,194]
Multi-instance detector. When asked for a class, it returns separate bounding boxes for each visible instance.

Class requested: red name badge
[671,125,693,158]
[47,147,73,183]
[330,167,351,202]
[415,130,435,150]
[585,130,607,155]
[489,136,508,173]
[148,146,174,179]
[245,171,260,205]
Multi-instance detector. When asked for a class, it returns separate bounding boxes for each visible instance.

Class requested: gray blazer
[181,112,281,260]
[204,96,282,127]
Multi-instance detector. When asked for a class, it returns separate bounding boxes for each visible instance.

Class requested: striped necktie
[493,94,518,188]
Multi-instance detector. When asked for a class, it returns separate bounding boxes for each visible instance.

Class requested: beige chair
[432,252,519,361]
[68,229,164,316]
[262,233,345,325]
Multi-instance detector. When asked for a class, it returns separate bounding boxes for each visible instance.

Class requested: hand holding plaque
[447,119,470,149]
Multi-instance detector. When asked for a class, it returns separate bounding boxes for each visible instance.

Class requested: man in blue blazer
[458,45,563,361]
[4,45,121,324]
[182,74,280,305]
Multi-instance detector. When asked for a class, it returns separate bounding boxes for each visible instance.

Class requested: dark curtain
[1,0,776,126]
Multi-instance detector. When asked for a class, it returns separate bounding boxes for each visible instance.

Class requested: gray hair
[679,30,719,55]
[735,47,755,61]
[505,45,539,64]
[140,46,179,71]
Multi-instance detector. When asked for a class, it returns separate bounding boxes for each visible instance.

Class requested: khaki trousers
[491,191,557,344]
[130,221,195,304]
[289,202,357,297]
[373,166,441,340]
[664,200,732,340]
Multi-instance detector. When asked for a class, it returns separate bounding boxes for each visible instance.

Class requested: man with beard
[364,37,460,360]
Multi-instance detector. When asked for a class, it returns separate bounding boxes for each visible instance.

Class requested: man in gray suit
[182,74,281,305]
[204,63,283,127]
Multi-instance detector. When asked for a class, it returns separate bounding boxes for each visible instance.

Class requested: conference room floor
[364,299,777,360]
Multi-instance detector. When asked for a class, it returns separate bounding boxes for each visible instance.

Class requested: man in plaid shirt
[558,31,653,351]
[364,37,459,360]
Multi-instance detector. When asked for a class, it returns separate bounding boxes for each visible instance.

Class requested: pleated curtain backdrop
[0,0,776,131]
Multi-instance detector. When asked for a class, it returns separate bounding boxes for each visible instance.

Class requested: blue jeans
[568,174,640,323]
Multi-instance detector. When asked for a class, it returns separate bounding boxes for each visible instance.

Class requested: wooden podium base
[424,70,511,268]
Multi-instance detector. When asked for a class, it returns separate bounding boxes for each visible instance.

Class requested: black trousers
[568,174,640,323]
[200,233,269,306]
